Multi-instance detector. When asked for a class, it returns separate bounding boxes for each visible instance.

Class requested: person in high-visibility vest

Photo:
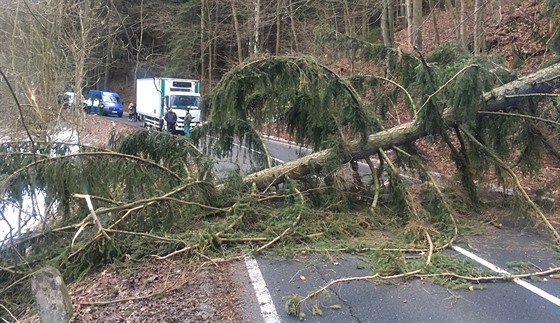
[92,97,99,114]
[97,98,103,115]
[184,109,193,138]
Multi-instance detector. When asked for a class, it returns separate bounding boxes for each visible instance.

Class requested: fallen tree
[242,61,560,189]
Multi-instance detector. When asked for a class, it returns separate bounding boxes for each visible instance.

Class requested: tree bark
[381,0,395,48]
[252,0,261,55]
[473,0,486,55]
[200,0,207,83]
[288,0,299,53]
[428,0,440,46]
[275,0,282,55]
[231,0,244,63]
[243,62,560,189]
[459,0,466,47]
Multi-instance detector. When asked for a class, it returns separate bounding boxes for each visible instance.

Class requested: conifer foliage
[194,56,373,157]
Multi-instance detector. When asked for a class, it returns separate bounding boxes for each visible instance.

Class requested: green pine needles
[198,56,372,154]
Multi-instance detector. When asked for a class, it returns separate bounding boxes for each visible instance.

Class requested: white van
[61,92,85,109]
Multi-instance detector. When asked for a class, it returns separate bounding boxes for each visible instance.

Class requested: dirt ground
[69,259,244,323]
[19,257,245,323]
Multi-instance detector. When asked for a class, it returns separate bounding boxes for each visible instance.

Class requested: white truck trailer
[136,77,201,133]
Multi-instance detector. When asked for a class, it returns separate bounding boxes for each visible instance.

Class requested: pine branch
[0,151,182,196]
[460,126,560,244]
[392,146,458,248]
[294,269,422,310]
[478,111,560,127]
[255,188,304,252]
[244,62,560,190]
[378,148,420,221]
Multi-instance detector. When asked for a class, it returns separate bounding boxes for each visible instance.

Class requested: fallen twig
[298,269,423,305]
[154,214,243,260]
[0,302,19,323]
[425,232,434,265]
[419,266,560,282]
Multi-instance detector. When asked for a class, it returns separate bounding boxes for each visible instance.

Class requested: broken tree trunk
[31,266,73,323]
[244,62,560,190]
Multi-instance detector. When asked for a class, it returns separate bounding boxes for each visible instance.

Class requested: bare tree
[381,0,395,48]
[411,0,423,50]
[251,0,261,55]
[231,0,244,62]
[460,0,467,46]
[473,0,486,55]
[428,0,440,46]
[0,0,109,137]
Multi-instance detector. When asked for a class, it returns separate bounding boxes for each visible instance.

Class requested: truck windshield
[170,95,199,109]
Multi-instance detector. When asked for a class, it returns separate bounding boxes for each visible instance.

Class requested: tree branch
[244,62,560,190]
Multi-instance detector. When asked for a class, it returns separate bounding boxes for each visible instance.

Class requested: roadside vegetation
[0,0,559,320]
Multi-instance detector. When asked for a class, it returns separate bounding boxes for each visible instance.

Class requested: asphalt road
[111,112,560,322]
[238,232,560,323]
[242,136,560,323]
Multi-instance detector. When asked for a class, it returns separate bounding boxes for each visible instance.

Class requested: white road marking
[249,139,560,308]
[244,256,281,323]
[452,245,560,307]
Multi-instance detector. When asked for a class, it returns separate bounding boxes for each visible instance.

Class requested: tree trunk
[460,0,466,47]
[209,0,218,84]
[406,0,413,46]
[361,0,370,39]
[103,25,113,91]
[412,0,422,50]
[428,0,440,46]
[231,0,243,63]
[288,0,299,53]
[382,0,396,76]
[243,63,560,189]
[133,0,145,106]
[473,0,486,55]
[252,0,261,55]
[343,0,353,35]
[444,0,460,39]
[381,0,395,48]
[275,0,282,55]
[200,0,206,84]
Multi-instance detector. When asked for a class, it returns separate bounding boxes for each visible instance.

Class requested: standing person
[184,109,193,138]
[128,102,137,121]
[92,97,99,114]
[97,98,104,115]
[164,107,177,134]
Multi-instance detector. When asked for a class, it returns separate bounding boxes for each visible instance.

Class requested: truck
[136,77,201,133]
